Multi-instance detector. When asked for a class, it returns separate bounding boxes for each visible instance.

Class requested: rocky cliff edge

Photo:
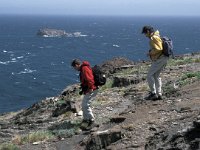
[0,53,200,150]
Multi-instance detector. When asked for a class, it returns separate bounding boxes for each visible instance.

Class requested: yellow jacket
[149,30,163,61]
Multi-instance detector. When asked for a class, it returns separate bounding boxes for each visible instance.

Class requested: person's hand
[79,91,83,95]
[147,49,151,57]
[88,89,93,93]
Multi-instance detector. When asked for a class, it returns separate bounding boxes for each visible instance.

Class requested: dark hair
[71,59,81,67]
[141,26,154,34]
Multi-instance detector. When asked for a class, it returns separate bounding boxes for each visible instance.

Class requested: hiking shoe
[152,95,163,101]
[80,120,98,130]
[157,95,163,100]
[80,120,99,131]
[86,121,99,130]
[144,92,158,100]
[80,120,90,130]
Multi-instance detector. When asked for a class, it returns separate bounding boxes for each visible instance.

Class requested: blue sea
[0,15,200,113]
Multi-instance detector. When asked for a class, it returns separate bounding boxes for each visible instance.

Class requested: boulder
[113,75,144,87]
[81,128,122,150]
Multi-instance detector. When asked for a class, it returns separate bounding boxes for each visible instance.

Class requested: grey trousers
[82,89,98,121]
[147,56,169,95]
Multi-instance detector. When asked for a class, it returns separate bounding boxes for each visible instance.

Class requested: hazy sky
[0,0,200,16]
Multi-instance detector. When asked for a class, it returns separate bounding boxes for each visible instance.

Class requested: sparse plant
[177,71,200,86]
[49,120,81,138]
[181,71,200,80]
[52,128,76,138]
[12,131,54,145]
[27,131,54,143]
[138,83,149,92]
[114,68,137,76]
[168,57,200,66]
[12,135,23,145]
[163,82,181,98]
[93,97,108,106]
[56,99,66,105]
[0,143,20,150]
[63,111,73,118]
[99,78,114,91]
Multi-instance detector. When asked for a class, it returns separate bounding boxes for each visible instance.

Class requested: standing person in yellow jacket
[142,26,169,100]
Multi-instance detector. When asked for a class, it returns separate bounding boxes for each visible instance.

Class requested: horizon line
[0,14,200,18]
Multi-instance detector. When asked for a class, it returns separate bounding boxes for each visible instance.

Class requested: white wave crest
[17,69,36,74]
[113,44,120,48]
[73,32,87,37]
[65,32,88,37]
[17,56,24,59]
[0,60,17,65]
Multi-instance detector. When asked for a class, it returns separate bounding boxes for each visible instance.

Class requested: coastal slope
[0,53,200,150]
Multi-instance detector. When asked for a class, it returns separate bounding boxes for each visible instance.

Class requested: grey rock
[113,75,144,87]
[81,128,122,150]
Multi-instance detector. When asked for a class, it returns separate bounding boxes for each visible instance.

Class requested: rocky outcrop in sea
[37,28,86,37]
[37,28,67,37]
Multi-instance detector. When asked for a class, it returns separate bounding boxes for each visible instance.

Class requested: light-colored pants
[82,89,98,121]
[147,56,169,96]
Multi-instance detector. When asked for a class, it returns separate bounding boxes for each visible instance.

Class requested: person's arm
[149,36,163,57]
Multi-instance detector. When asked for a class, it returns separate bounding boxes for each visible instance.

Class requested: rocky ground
[0,53,200,150]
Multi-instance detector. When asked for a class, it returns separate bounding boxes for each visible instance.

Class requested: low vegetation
[12,131,54,145]
[178,71,200,86]
[49,120,81,138]
[168,57,200,66]
[0,143,20,150]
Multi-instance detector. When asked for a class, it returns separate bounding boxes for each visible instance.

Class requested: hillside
[0,53,200,150]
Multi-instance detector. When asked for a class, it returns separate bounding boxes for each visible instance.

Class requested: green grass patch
[114,68,138,76]
[177,71,200,86]
[0,143,20,150]
[168,57,200,66]
[113,66,148,77]
[27,131,54,143]
[98,78,114,91]
[13,131,54,145]
[181,71,200,80]
[49,120,81,138]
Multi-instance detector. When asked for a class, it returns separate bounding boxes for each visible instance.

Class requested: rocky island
[37,28,67,37]
[37,28,84,38]
[0,53,200,150]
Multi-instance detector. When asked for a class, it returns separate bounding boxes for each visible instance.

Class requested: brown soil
[20,55,200,150]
